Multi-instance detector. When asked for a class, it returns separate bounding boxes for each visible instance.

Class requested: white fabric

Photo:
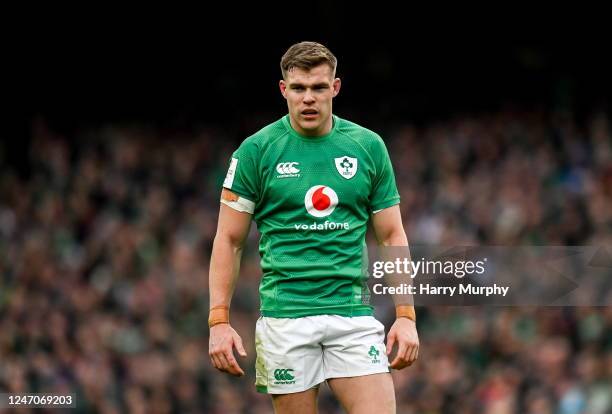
[255,315,389,394]
[221,195,255,214]
[223,157,238,189]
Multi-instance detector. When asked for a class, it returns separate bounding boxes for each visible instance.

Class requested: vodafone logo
[304,185,338,217]
[296,186,347,230]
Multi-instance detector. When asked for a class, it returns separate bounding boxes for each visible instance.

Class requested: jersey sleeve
[369,135,400,213]
[222,139,260,206]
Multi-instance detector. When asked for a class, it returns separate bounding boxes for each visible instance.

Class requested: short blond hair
[280,41,337,79]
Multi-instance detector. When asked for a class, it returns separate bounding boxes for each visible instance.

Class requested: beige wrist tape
[396,305,416,322]
[208,305,229,327]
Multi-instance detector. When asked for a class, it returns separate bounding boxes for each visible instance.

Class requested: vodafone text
[294,221,350,231]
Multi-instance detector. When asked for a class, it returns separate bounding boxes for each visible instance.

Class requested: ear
[332,78,341,97]
[279,80,287,99]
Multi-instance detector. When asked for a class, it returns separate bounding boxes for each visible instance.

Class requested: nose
[303,89,315,104]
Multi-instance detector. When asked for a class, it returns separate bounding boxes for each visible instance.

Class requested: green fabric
[224,115,400,318]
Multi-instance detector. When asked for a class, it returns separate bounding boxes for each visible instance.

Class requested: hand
[386,318,419,369]
[209,323,247,376]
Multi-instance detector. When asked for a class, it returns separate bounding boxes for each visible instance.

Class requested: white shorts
[255,315,389,394]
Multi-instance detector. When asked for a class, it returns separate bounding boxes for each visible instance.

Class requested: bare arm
[209,201,253,308]
[371,205,419,369]
[371,204,408,247]
[371,205,413,308]
[208,192,253,377]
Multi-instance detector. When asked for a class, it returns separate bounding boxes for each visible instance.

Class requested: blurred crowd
[0,109,610,413]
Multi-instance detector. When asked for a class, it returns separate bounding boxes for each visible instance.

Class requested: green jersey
[223,115,400,318]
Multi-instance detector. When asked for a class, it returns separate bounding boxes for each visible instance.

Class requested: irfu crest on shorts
[368,345,381,363]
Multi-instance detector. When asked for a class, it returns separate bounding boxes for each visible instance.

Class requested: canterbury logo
[276,162,300,175]
[274,369,295,381]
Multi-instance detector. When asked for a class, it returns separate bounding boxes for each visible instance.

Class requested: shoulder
[237,117,289,155]
[335,116,387,150]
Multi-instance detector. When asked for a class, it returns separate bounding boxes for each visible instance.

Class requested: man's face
[279,64,341,136]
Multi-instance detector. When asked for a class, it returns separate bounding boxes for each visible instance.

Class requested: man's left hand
[386,318,419,369]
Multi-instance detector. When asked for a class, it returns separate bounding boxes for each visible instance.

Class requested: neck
[289,114,333,137]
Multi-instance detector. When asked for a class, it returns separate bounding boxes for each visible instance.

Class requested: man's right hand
[209,323,247,376]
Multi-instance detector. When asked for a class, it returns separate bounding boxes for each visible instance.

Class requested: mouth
[301,109,318,119]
